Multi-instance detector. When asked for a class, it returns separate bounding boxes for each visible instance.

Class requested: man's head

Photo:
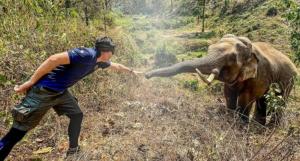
[95,36,116,61]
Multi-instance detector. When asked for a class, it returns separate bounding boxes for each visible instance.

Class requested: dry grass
[1,72,299,161]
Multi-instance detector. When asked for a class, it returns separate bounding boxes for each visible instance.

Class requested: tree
[73,0,112,27]
[65,0,71,17]
[103,0,109,34]
[202,0,206,32]
[199,0,206,32]
[84,0,89,26]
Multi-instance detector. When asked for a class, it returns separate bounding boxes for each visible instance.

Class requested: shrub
[183,79,199,91]
[265,83,286,115]
[281,0,300,64]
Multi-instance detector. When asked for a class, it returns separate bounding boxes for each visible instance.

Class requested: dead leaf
[33,147,53,155]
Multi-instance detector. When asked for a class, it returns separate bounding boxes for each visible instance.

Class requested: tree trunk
[65,0,71,17]
[197,15,200,25]
[202,0,206,32]
[84,0,89,26]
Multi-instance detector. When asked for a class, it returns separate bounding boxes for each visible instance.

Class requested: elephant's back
[253,42,298,84]
[253,42,297,73]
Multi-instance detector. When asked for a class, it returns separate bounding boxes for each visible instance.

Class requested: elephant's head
[145,34,259,85]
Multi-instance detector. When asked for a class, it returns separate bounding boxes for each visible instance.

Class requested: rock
[192,139,200,147]
[102,126,110,137]
[131,123,143,129]
[266,7,278,17]
[114,112,125,118]
[138,144,149,153]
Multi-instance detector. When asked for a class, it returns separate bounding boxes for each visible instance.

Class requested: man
[0,36,141,160]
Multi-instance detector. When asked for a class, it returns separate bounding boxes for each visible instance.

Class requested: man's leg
[66,113,83,149]
[0,128,27,160]
[53,90,83,155]
[1,108,50,160]
[0,86,56,160]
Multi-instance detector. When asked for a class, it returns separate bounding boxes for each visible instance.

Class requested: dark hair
[95,36,116,57]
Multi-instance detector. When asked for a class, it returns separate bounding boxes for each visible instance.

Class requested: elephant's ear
[237,37,252,49]
[238,51,259,82]
[235,36,253,63]
[236,37,259,81]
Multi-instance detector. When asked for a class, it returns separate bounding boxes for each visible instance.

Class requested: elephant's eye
[229,53,237,62]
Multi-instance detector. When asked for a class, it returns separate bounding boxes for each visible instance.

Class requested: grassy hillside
[206,0,292,54]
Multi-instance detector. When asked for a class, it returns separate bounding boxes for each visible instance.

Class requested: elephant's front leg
[237,91,255,123]
[224,84,238,110]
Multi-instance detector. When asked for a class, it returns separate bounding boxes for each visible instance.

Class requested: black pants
[0,114,82,160]
[0,86,83,160]
[0,128,27,160]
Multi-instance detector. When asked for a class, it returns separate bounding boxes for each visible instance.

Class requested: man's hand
[14,81,34,94]
[131,70,144,76]
[144,72,152,79]
[109,63,144,76]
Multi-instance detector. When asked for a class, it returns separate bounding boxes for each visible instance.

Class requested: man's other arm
[14,52,70,93]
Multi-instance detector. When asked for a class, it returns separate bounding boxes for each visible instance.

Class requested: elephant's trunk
[145,53,225,79]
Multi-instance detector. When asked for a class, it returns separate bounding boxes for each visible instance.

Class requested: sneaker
[66,146,81,158]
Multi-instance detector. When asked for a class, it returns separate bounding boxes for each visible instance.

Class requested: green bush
[183,79,199,91]
[265,83,286,115]
[281,0,300,64]
[154,44,178,68]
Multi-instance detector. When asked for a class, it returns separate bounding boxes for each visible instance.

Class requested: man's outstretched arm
[108,62,143,75]
[14,52,70,93]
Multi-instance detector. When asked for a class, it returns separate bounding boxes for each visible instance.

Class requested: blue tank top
[36,47,111,92]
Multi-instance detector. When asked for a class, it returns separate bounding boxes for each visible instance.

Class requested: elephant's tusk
[195,68,215,85]
[207,73,216,83]
[195,68,207,83]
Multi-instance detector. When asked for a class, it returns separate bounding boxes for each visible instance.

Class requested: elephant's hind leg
[254,96,267,125]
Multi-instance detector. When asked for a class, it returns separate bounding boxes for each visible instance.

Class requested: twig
[258,131,294,161]
[279,149,294,161]
[248,128,277,161]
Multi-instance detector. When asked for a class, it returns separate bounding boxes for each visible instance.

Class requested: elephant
[145,34,298,125]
